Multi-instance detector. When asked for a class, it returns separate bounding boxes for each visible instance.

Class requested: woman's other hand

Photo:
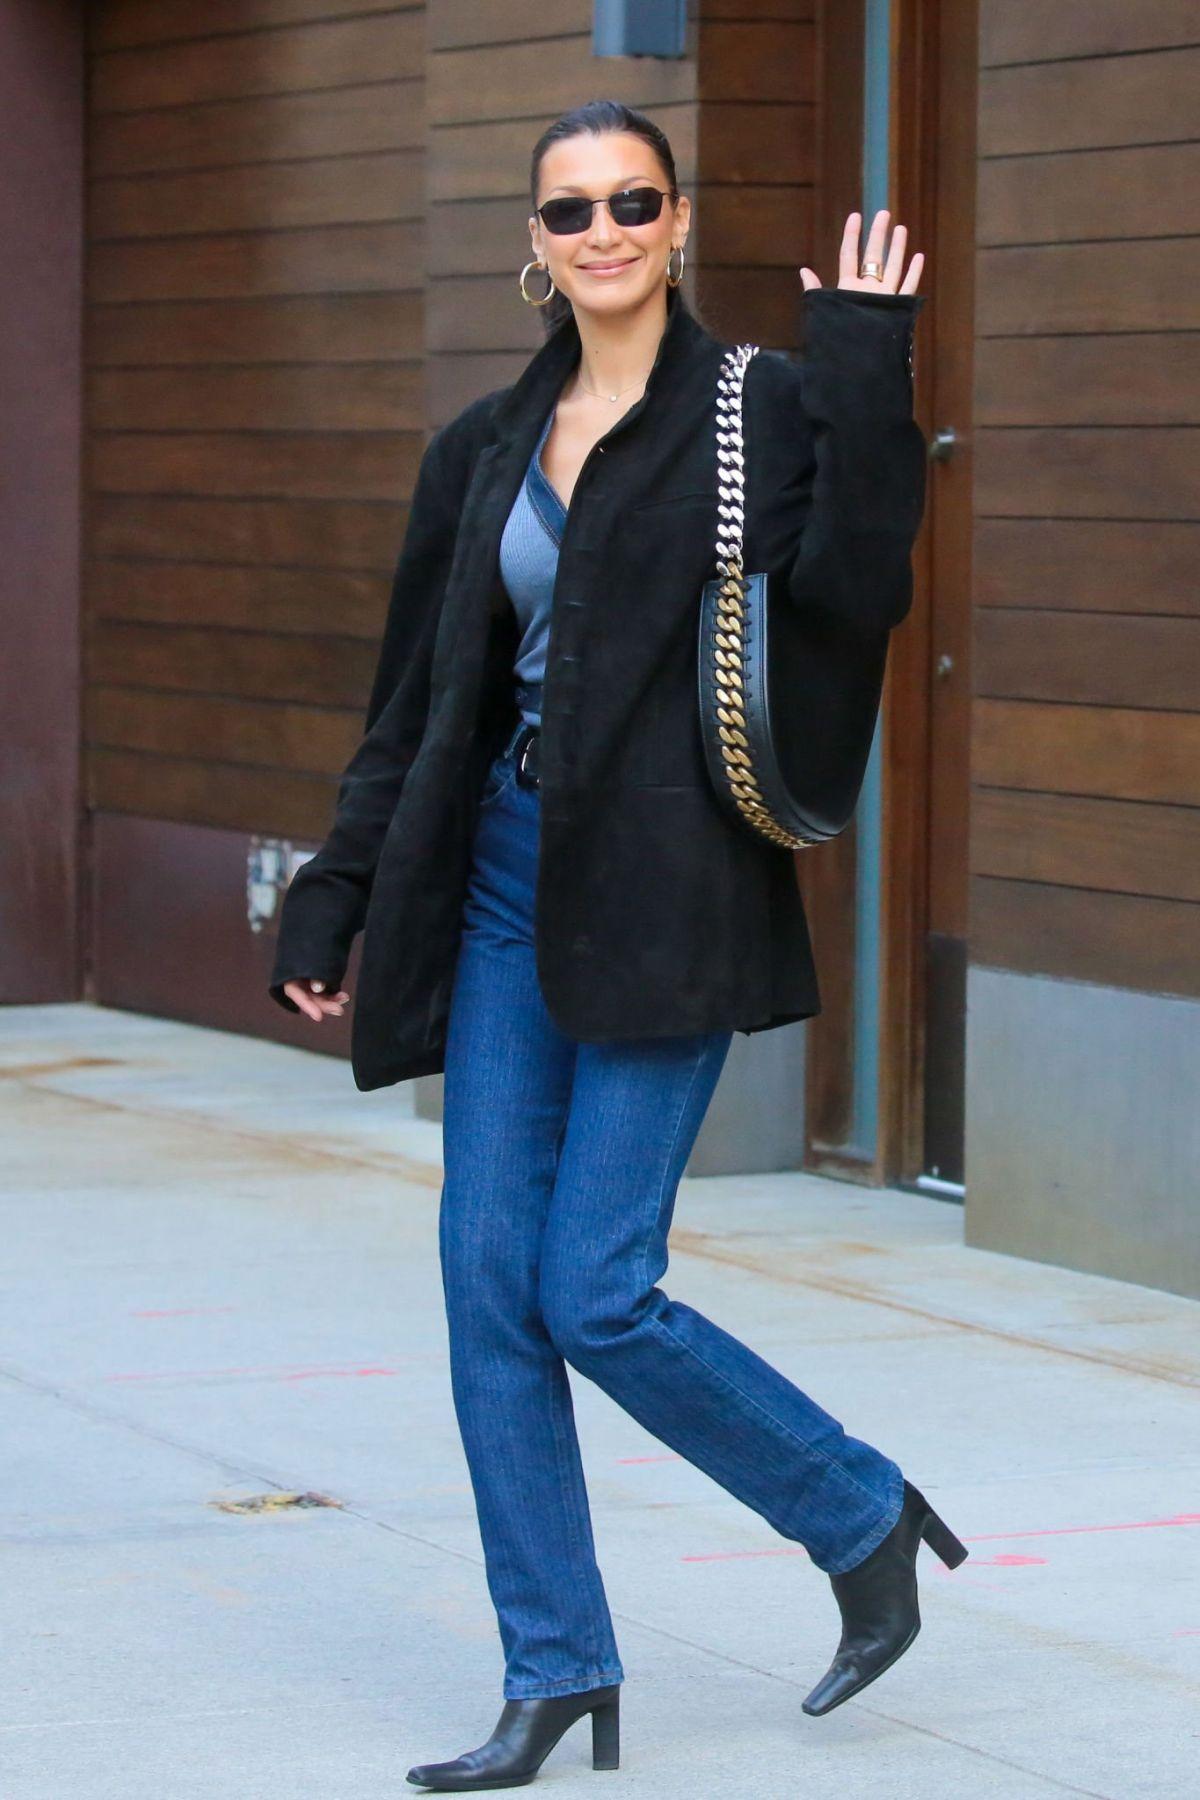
[799,209,924,296]
[282,978,351,1023]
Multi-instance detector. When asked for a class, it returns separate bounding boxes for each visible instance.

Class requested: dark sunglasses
[536,185,673,237]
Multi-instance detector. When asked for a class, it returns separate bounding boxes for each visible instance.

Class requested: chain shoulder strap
[714,343,760,573]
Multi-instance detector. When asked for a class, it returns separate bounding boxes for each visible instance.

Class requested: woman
[269,101,966,1793]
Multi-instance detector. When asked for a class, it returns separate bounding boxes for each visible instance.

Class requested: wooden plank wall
[84,0,425,844]
[970,1,1200,999]
[83,0,816,849]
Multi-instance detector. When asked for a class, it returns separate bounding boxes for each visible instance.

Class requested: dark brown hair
[528,100,709,335]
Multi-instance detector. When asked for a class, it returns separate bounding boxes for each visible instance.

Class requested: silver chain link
[714,343,758,567]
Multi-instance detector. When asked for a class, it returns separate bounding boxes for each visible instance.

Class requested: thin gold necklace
[574,365,653,403]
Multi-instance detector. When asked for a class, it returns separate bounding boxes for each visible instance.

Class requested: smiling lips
[580,258,637,275]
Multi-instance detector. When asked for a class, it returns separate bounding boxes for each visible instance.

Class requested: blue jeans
[439,741,906,1700]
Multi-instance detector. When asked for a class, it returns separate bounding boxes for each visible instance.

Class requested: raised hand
[799,209,924,296]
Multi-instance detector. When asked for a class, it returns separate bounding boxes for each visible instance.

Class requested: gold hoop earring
[666,244,685,287]
[519,258,556,306]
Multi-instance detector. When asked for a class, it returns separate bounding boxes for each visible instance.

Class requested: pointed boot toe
[802,1477,967,1718]
[406,1685,620,1791]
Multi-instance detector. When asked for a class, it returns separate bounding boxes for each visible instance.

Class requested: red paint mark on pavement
[130,1306,237,1318]
[281,1367,396,1382]
[617,1454,684,1464]
[103,1363,400,1383]
[960,1513,1200,1542]
[680,1511,1200,1563]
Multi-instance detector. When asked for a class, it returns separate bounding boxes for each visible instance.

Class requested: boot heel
[590,1696,620,1771]
[921,1506,968,1569]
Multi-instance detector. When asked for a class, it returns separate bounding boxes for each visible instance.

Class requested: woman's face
[529,131,690,320]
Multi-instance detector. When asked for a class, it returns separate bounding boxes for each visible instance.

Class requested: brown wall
[0,0,84,1002]
[969,1,1200,1000]
[85,0,425,849]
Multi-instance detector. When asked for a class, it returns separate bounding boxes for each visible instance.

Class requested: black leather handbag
[697,343,892,851]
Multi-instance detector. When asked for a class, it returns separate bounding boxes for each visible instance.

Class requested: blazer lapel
[453,288,712,628]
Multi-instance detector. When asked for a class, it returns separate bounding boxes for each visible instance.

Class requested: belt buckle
[517,727,538,786]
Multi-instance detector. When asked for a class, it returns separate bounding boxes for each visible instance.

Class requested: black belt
[501,719,541,788]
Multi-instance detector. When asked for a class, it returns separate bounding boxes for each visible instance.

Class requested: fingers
[898,250,925,294]
[282,979,351,1023]
[883,220,906,289]
[836,211,923,293]
[838,210,866,286]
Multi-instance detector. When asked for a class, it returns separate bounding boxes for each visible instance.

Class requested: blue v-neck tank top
[498,407,565,728]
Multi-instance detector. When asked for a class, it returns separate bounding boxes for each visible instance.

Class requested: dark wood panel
[93,15,419,112]
[973,520,1200,615]
[692,102,814,185]
[431,0,598,49]
[90,812,360,1055]
[91,747,338,839]
[91,151,420,239]
[82,10,426,913]
[430,0,814,54]
[91,430,417,502]
[980,0,1200,67]
[688,185,812,267]
[979,143,1200,247]
[427,34,694,125]
[89,560,388,638]
[90,222,419,302]
[90,361,420,432]
[93,0,400,52]
[698,0,814,15]
[979,48,1200,157]
[974,612,1200,712]
[970,875,1200,1000]
[87,685,362,773]
[91,81,420,177]
[88,291,421,366]
[978,238,1200,335]
[91,494,404,571]
[974,700,1200,806]
[975,335,1200,427]
[695,265,805,350]
[697,22,816,103]
[89,621,376,707]
[974,428,1198,522]
[971,789,1200,902]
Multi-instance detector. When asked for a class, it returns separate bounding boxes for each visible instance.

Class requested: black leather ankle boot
[802,1478,968,1717]
[405,1684,620,1791]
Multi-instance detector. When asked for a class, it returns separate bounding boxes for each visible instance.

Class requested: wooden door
[805,0,977,1192]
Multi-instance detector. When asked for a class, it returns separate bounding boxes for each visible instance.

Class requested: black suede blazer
[268,281,928,1090]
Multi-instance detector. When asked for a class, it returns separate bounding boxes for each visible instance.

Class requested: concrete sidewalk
[2,1003,1196,1799]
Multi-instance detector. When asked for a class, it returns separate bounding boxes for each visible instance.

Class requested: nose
[585,200,621,245]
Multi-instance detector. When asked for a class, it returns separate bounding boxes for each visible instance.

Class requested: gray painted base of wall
[965,965,1200,1300]
[415,1017,808,1176]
